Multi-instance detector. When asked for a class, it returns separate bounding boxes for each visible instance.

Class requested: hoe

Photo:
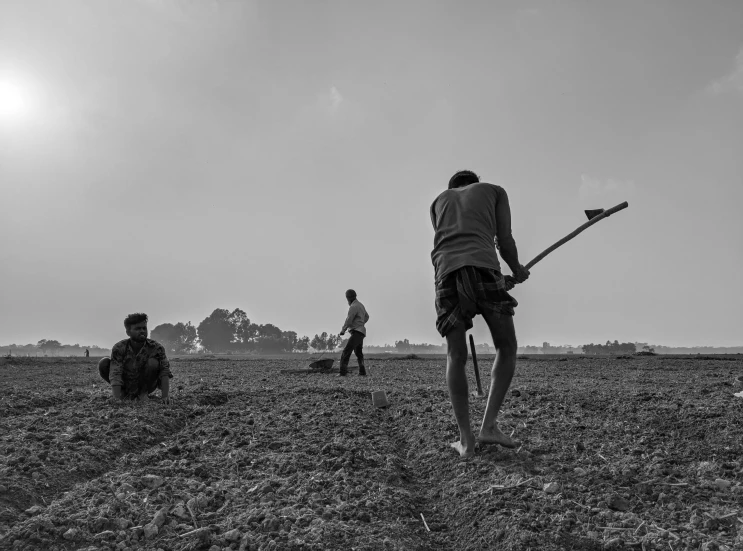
[504,201,629,288]
[470,201,629,394]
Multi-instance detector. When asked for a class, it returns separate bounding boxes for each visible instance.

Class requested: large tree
[151,322,198,354]
[229,309,256,348]
[250,325,295,353]
[294,336,310,352]
[309,332,342,351]
[310,332,329,351]
[395,339,411,352]
[37,339,62,355]
[281,331,298,350]
[197,308,259,353]
[257,323,283,339]
[326,334,342,350]
[197,309,235,353]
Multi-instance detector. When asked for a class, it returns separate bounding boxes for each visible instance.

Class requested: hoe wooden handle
[469,334,484,397]
[506,201,628,287]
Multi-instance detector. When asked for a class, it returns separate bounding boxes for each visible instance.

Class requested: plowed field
[1,354,742,551]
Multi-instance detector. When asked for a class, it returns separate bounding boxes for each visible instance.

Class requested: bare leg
[446,325,476,458]
[478,312,518,447]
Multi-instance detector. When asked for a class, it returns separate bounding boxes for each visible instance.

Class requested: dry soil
[1,354,742,551]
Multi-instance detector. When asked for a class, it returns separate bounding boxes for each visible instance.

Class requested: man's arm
[494,187,529,281]
[153,344,173,404]
[109,345,124,400]
[341,304,358,334]
[160,376,170,404]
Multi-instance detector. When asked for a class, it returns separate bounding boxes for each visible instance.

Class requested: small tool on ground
[307,351,334,372]
[279,352,334,374]
[469,334,485,398]
[308,358,334,372]
[505,201,629,288]
[366,364,390,408]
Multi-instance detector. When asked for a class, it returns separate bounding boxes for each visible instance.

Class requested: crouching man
[98,312,173,404]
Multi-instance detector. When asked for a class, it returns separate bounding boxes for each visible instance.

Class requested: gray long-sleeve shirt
[341,300,370,336]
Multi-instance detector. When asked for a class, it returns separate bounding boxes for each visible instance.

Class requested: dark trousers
[340,331,365,375]
[98,357,161,395]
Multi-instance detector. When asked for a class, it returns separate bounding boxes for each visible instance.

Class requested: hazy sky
[1,0,741,349]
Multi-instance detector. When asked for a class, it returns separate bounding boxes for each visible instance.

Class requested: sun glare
[0,78,32,122]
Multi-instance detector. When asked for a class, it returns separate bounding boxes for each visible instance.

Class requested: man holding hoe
[430,170,530,458]
[339,289,370,377]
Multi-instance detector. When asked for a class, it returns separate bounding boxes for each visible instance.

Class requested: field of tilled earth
[1,354,742,551]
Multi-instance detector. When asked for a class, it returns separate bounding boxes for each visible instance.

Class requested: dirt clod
[143,522,159,539]
[607,494,631,511]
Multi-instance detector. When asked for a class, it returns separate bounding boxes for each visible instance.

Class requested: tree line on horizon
[3,340,109,357]
[581,341,638,355]
[150,308,345,354]
[4,310,743,356]
[1,308,345,356]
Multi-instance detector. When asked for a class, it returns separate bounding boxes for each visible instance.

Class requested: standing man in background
[430,170,530,458]
[339,289,370,377]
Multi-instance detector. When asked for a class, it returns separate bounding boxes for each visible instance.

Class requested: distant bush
[634,350,657,356]
[394,354,423,360]
[582,341,637,355]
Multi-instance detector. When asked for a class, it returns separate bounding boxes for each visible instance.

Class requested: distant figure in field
[430,170,530,458]
[84,349,89,358]
[98,313,173,404]
[339,289,370,377]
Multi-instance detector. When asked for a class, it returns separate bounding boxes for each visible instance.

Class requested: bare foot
[450,439,475,459]
[478,425,516,448]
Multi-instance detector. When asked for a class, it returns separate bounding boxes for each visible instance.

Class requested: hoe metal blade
[584,208,605,221]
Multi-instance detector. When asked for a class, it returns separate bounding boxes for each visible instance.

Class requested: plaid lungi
[435,266,518,337]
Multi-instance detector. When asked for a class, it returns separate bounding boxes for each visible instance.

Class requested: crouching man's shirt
[109,338,173,399]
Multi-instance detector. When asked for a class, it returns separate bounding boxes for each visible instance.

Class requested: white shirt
[342,300,370,336]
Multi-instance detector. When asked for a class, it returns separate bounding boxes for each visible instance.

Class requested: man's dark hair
[448,170,480,189]
[124,313,148,330]
[345,289,357,299]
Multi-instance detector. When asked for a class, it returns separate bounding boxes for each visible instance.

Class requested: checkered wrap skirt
[435,266,518,337]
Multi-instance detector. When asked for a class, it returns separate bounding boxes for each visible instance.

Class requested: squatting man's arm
[110,356,125,401]
[160,376,171,405]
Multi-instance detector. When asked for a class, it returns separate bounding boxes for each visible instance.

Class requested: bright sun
[0,78,31,122]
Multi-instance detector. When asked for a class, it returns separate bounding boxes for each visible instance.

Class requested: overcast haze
[1,0,741,349]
